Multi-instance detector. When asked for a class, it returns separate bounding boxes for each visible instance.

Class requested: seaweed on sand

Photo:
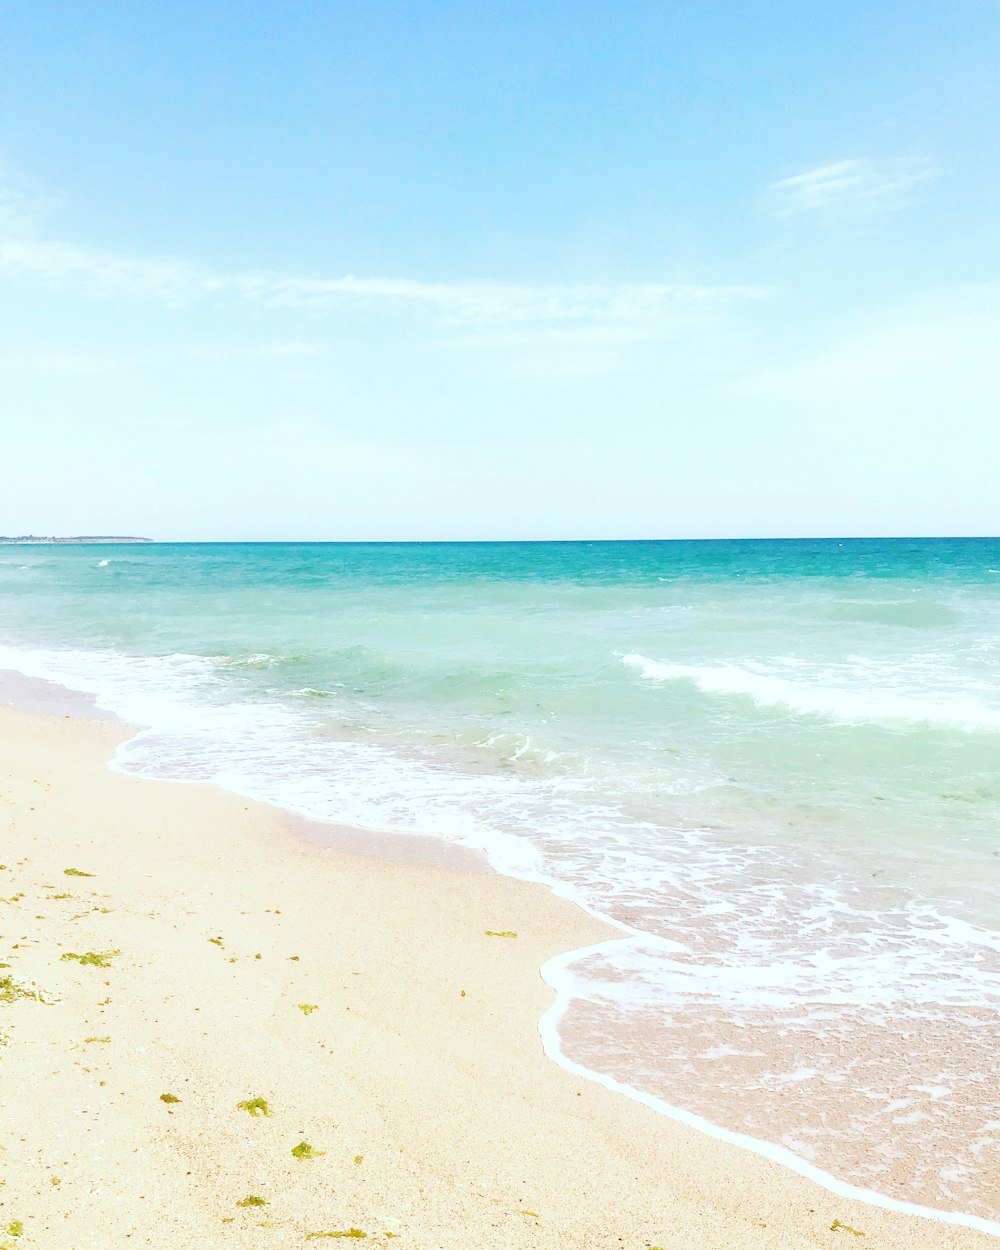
[831,1219,865,1236]
[236,1097,272,1116]
[0,975,29,1003]
[60,950,119,967]
[305,1231,367,1240]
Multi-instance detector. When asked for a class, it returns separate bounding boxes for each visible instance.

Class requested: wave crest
[621,653,1000,732]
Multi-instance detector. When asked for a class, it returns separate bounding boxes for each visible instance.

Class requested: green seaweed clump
[160,1093,181,1104]
[236,1195,268,1208]
[297,1003,318,1015]
[236,1097,272,1117]
[485,930,518,938]
[208,936,224,947]
[353,1154,363,1165]
[83,1035,110,1044]
[63,868,94,877]
[60,950,119,967]
[305,1231,367,1240]
[291,1141,324,1160]
[831,1219,865,1236]
[2,1221,23,1238]
[0,975,29,1004]
[520,1210,539,1218]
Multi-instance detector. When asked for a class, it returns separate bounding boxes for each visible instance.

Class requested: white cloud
[766,157,939,219]
[244,271,770,326]
[0,347,124,374]
[0,230,769,330]
[254,340,325,358]
[186,340,328,363]
[0,237,227,301]
[0,161,60,235]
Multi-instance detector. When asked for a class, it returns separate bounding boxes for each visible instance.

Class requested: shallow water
[1,538,997,1224]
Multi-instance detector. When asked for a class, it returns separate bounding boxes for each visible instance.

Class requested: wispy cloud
[766,156,939,220]
[0,159,63,235]
[182,340,328,364]
[0,237,228,301]
[0,225,770,331]
[244,270,769,326]
[0,347,125,374]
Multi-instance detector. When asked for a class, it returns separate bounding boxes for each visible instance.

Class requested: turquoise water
[1,538,998,1224]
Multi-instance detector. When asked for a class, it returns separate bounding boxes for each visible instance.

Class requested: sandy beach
[0,695,994,1249]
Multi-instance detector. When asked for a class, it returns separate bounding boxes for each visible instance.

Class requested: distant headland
[0,536,153,544]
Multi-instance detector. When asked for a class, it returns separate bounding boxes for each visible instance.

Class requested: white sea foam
[622,652,1000,731]
[11,642,999,1008]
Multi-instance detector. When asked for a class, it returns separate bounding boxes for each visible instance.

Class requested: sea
[1,538,997,1233]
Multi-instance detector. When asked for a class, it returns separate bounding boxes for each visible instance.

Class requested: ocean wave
[213,652,283,670]
[815,599,959,628]
[621,653,1000,732]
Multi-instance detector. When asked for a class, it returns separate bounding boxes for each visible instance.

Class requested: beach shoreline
[4,539,999,1222]
[1,695,996,1247]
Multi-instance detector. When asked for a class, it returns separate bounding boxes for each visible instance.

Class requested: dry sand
[0,701,994,1249]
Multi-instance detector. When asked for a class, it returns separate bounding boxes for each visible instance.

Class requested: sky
[1,0,998,540]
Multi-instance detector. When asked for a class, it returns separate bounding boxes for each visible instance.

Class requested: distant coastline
[0,535,153,544]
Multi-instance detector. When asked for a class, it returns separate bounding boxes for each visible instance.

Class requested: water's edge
[3,664,997,1239]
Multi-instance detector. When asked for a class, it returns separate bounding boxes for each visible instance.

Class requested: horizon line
[5,534,1000,545]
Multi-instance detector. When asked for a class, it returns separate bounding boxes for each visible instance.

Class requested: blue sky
[1,1,998,539]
